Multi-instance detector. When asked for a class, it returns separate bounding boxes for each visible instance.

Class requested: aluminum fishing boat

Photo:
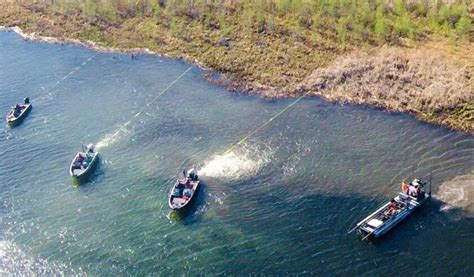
[350,178,431,240]
[168,168,200,211]
[69,144,99,185]
[6,97,32,127]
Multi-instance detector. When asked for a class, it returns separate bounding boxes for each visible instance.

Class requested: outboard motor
[86,144,95,153]
[187,168,197,181]
[24,97,30,104]
[189,169,198,181]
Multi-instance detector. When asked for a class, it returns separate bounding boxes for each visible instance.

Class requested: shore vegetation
[0,0,472,132]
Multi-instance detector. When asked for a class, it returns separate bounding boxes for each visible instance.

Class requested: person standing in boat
[411,184,423,197]
[401,182,409,194]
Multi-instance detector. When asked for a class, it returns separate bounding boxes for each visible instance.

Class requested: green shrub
[337,16,348,44]
[14,0,474,46]
[394,13,415,39]
[455,15,471,38]
[84,0,97,18]
[97,2,117,21]
[438,4,467,28]
[394,0,407,16]
[374,4,387,38]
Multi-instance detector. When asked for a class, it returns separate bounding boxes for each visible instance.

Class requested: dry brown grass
[0,2,472,132]
[295,42,473,131]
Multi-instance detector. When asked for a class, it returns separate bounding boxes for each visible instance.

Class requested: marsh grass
[0,1,472,131]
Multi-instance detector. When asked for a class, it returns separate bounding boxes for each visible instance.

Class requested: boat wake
[198,145,272,181]
[436,172,474,216]
[95,120,133,150]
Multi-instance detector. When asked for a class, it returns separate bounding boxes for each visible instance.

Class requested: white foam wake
[95,121,133,150]
[436,172,474,216]
[199,146,271,180]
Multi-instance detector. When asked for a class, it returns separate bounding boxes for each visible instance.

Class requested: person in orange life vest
[401,182,409,194]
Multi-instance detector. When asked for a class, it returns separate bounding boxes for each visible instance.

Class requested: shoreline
[1,24,472,134]
[0,25,299,98]
[0,26,208,69]
[0,25,277,96]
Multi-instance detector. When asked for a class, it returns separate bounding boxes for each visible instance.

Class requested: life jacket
[401,182,409,194]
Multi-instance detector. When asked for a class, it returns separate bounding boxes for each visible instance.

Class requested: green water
[1,31,473,275]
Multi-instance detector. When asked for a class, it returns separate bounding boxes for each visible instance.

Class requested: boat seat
[73,167,86,175]
[172,197,186,206]
[399,193,419,206]
[398,192,410,201]
[362,226,374,233]
[367,218,383,228]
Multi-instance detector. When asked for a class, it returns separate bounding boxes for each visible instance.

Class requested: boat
[6,97,32,127]
[350,178,431,240]
[69,144,99,185]
[168,168,200,211]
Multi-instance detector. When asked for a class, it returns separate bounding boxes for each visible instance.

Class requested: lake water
[1,31,473,275]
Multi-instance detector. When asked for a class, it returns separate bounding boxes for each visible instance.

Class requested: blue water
[1,31,473,275]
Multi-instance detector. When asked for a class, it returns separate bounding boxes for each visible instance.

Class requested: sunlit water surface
[0,31,473,275]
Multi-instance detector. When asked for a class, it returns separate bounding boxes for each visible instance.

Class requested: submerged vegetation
[0,0,473,132]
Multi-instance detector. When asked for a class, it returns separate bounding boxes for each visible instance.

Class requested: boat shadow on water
[168,181,207,223]
[210,187,474,274]
[366,197,467,245]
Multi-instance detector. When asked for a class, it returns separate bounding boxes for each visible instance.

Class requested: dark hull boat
[69,144,99,185]
[350,178,431,240]
[6,98,32,127]
[168,168,200,211]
